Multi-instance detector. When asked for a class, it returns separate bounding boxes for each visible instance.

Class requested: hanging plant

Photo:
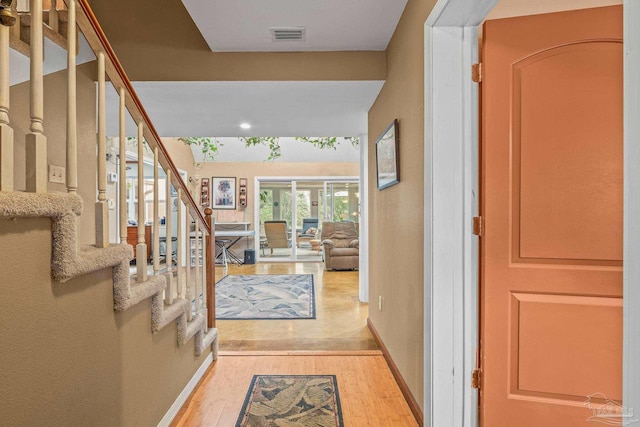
[240,136,282,161]
[178,137,223,161]
[178,136,359,162]
[345,136,360,148]
[295,136,338,150]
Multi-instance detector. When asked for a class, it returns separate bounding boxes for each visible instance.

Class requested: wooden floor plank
[214,262,376,352]
[171,354,419,427]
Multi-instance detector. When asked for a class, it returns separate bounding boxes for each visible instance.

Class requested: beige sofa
[321,222,359,270]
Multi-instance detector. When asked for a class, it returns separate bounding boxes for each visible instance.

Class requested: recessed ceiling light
[240,123,251,130]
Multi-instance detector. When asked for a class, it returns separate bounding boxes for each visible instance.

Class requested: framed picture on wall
[376,119,400,190]
[200,178,210,207]
[211,177,236,209]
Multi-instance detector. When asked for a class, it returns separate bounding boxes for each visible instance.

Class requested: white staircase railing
[0,0,216,351]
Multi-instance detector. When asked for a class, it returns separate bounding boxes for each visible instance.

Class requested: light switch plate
[49,165,65,184]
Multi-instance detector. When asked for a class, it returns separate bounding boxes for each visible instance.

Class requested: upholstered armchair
[321,222,359,270]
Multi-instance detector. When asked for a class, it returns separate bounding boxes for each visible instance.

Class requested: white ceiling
[106,81,384,138]
[181,0,408,52]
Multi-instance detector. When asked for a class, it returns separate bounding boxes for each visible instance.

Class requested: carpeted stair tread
[1,190,218,359]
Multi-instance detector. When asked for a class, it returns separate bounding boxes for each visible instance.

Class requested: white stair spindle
[194,222,200,316]
[25,0,47,193]
[65,0,76,194]
[95,52,109,248]
[0,19,13,192]
[165,169,174,304]
[185,211,192,321]
[153,147,159,276]
[136,122,147,282]
[201,229,207,329]
[176,188,183,299]
[48,0,59,33]
[118,88,126,244]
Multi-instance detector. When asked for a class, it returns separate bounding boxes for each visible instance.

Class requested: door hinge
[473,216,484,237]
[472,368,482,389]
[472,63,483,83]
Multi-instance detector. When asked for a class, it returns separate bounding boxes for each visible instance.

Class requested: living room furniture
[264,221,291,255]
[321,221,359,270]
[127,225,151,261]
[297,217,319,248]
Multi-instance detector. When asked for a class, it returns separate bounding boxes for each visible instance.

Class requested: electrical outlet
[378,295,383,311]
[48,165,65,184]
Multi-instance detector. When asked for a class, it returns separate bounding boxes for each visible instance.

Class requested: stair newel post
[185,210,192,321]
[95,51,109,247]
[194,221,201,316]
[176,188,183,299]
[65,0,76,194]
[152,147,159,276]
[136,122,147,282]
[0,12,14,192]
[25,0,47,193]
[205,207,215,328]
[165,169,174,304]
[118,88,126,244]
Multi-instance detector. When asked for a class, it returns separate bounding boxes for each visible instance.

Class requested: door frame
[424,1,640,426]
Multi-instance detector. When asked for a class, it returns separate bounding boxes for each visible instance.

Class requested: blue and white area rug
[216,274,316,320]
[236,375,344,427]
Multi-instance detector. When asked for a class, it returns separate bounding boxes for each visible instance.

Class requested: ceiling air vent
[270,27,306,42]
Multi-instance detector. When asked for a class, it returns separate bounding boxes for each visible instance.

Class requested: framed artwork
[211,177,236,209]
[200,178,210,207]
[375,119,400,190]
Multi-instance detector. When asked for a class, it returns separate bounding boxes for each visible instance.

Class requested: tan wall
[1,65,210,426]
[199,161,359,226]
[87,0,385,82]
[367,0,437,412]
[10,63,98,243]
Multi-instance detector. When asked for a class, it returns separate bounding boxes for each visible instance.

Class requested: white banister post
[0,18,14,192]
[195,221,200,315]
[185,211,192,321]
[95,51,109,248]
[25,0,47,193]
[176,188,183,299]
[136,122,147,282]
[65,0,76,194]
[118,88,126,244]
[153,147,159,276]
[165,169,174,304]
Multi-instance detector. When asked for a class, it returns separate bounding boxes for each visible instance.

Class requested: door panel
[481,6,623,426]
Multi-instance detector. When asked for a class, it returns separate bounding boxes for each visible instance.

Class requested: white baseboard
[157,353,214,427]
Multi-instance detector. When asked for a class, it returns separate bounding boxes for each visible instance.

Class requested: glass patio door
[256,177,358,262]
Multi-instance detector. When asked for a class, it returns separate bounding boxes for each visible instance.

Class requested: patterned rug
[236,375,344,427]
[216,274,316,320]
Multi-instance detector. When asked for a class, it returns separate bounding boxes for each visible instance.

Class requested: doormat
[216,274,316,320]
[236,375,344,427]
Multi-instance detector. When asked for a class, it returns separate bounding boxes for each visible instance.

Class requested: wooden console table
[127,225,152,261]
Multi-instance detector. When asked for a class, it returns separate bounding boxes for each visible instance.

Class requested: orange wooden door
[480,6,623,426]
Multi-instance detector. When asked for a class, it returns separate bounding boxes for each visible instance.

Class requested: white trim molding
[623,0,640,418]
[157,353,214,427]
[426,1,637,427]
[358,132,369,302]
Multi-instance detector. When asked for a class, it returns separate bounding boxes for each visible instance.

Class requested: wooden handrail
[67,0,210,236]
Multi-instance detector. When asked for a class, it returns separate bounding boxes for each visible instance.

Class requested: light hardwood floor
[171,353,419,427]
[214,262,377,351]
[169,262,418,426]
